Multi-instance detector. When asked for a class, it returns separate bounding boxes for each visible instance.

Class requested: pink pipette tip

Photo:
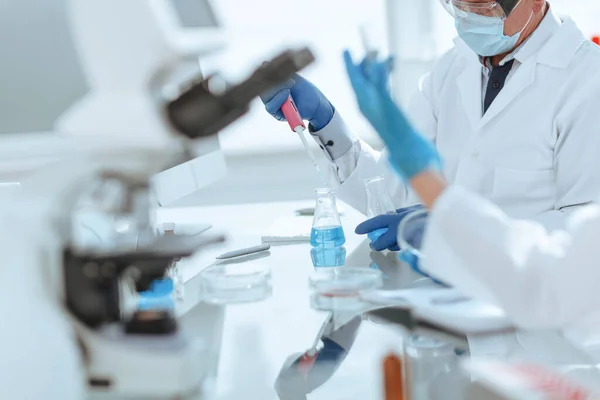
[281,96,306,132]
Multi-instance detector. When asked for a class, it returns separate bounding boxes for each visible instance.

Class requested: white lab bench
[157,200,600,399]
[157,200,411,399]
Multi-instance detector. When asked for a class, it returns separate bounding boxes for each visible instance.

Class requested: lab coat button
[471,150,480,158]
[492,81,501,89]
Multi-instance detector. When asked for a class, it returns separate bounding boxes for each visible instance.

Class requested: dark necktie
[483,59,515,114]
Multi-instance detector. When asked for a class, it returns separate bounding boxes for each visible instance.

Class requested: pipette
[281,96,327,184]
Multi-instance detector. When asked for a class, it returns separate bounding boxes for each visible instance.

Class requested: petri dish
[309,267,383,311]
[199,263,272,305]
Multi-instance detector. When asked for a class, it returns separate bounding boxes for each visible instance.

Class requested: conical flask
[310,188,346,248]
[365,176,397,241]
[311,246,347,268]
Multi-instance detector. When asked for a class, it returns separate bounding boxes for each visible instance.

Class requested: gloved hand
[399,250,448,287]
[343,50,442,180]
[355,205,425,251]
[260,73,335,131]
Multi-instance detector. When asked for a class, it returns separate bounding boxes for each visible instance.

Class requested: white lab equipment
[322,8,600,233]
[0,0,315,398]
[362,286,512,335]
[0,0,228,397]
[0,0,226,243]
[0,0,227,199]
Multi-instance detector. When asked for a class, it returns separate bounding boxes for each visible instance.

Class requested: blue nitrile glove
[399,250,448,287]
[343,50,442,180]
[355,205,425,251]
[260,73,335,131]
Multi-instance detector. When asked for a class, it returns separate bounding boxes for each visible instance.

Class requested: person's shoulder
[425,43,471,84]
[430,44,466,71]
[547,20,600,87]
[565,40,600,87]
[575,40,600,63]
[560,19,600,65]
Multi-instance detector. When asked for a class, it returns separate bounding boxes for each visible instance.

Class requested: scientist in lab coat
[261,0,600,251]
[344,41,600,359]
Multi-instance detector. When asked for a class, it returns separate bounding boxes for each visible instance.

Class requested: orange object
[383,353,405,400]
[592,36,600,46]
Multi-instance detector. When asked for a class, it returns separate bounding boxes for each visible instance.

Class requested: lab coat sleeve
[421,185,600,331]
[537,77,600,230]
[313,112,413,215]
[328,142,415,215]
[316,72,439,216]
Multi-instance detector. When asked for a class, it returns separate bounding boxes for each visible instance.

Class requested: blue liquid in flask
[311,246,346,268]
[310,226,346,248]
[368,228,389,242]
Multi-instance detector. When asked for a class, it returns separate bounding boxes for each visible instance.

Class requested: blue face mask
[455,10,532,57]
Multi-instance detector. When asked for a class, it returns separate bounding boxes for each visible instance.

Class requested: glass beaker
[310,188,346,248]
[403,335,461,400]
[365,176,397,242]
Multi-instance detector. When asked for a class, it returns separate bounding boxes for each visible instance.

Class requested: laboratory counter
[157,200,600,400]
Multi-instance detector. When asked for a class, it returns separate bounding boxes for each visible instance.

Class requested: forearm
[421,186,600,330]
[310,111,355,162]
[331,144,412,215]
[409,170,448,209]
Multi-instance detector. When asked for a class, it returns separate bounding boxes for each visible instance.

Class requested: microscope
[0,1,314,398]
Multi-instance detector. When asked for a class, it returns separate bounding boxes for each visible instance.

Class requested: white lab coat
[421,185,600,362]
[323,15,600,230]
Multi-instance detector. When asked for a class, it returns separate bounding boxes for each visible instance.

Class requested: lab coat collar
[476,4,560,69]
[536,17,588,69]
[453,8,583,68]
[512,6,561,65]
[456,56,483,132]
[454,10,586,130]
[480,15,585,126]
[477,10,563,127]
